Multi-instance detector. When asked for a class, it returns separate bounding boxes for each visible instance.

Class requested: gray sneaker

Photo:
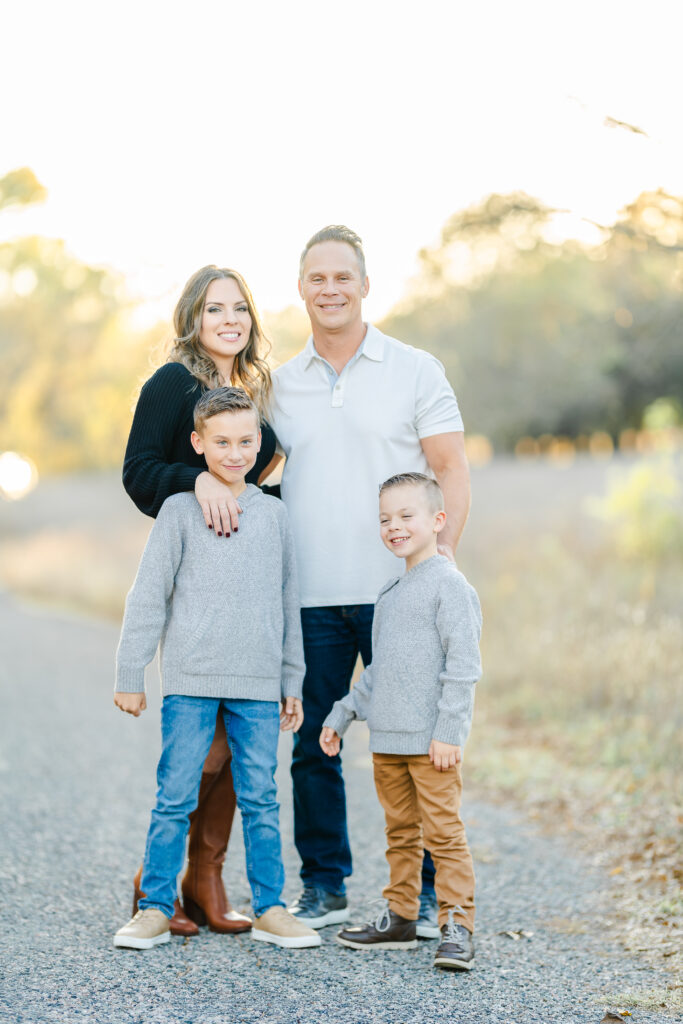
[416,892,440,939]
[288,884,349,929]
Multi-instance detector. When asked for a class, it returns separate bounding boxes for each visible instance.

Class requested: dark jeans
[292,604,436,896]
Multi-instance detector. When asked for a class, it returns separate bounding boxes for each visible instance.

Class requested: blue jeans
[292,606,436,895]
[139,695,284,919]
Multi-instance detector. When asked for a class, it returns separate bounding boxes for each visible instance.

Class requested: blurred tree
[381,190,683,449]
[0,168,151,472]
[0,167,47,212]
[0,235,154,470]
[263,305,309,365]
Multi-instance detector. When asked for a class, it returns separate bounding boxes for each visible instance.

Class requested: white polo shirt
[270,324,464,607]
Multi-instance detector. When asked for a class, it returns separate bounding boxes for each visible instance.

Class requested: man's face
[191,409,261,488]
[299,240,369,335]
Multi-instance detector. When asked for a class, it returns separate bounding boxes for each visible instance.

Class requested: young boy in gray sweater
[113,387,320,951]
[320,472,482,971]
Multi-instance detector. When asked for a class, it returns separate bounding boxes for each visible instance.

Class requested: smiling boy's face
[191,409,261,493]
[379,483,445,570]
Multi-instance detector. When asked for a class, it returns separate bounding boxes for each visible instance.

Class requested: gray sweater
[323,555,482,754]
[116,486,305,702]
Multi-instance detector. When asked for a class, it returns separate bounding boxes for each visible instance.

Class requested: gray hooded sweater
[323,555,482,754]
[116,486,304,702]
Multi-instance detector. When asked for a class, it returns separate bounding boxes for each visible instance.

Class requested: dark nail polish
[208,524,213,529]
[234,526,238,532]
[217,531,222,536]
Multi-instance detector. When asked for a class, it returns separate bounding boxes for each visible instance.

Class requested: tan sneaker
[114,908,171,949]
[252,905,322,948]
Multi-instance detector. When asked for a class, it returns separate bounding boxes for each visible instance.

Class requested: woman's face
[199,277,252,376]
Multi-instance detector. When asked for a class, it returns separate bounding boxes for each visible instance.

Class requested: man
[269,226,470,937]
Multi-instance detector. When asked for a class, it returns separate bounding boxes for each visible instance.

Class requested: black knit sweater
[123,362,278,518]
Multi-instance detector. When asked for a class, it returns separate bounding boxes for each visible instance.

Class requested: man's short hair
[193,386,260,433]
[299,225,366,281]
[379,472,444,514]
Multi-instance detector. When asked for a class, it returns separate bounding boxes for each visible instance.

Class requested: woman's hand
[195,471,242,536]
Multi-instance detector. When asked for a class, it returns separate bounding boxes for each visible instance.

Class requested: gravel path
[0,592,677,1024]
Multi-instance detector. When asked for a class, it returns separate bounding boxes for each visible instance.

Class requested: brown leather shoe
[337,904,417,949]
[181,755,251,934]
[132,866,198,938]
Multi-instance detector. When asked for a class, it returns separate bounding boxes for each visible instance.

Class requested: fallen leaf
[500,929,534,940]
[600,1013,626,1023]
[610,866,624,876]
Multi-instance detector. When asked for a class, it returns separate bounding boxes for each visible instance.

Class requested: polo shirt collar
[302,323,385,368]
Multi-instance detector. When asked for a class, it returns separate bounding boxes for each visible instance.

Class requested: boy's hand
[280,697,303,733]
[114,691,147,717]
[319,727,341,757]
[429,739,461,771]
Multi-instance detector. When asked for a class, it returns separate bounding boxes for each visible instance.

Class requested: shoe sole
[289,907,350,929]
[433,955,474,970]
[416,923,441,939]
[113,931,171,950]
[336,936,418,950]
[252,928,322,948]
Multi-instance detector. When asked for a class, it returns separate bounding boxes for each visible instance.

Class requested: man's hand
[195,471,242,537]
[429,739,461,771]
[319,727,341,756]
[280,697,303,733]
[437,541,456,563]
[114,691,147,717]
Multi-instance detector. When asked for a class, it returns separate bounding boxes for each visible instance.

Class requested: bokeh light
[0,451,38,500]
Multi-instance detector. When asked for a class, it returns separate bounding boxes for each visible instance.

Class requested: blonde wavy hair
[167,265,272,411]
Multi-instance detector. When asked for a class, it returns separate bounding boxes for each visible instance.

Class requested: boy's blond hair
[379,472,444,514]
[193,386,259,434]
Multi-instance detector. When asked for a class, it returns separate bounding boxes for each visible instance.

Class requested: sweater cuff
[116,666,147,693]
[432,713,470,748]
[323,704,354,738]
[281,675,303,701]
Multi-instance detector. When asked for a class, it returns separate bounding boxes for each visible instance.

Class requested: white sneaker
[252,906,322,948]
[114,908,171,949]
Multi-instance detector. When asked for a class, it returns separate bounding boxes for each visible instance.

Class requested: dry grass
[468,528,682,970]
[0,526,144,619]
[598,985,683,1015]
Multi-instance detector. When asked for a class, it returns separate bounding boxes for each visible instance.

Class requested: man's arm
[420,431,471,559]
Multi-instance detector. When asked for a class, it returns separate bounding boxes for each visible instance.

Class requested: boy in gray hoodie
[320,472,482,971]
[113,388,320,952]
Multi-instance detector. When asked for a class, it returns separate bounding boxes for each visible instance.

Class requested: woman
[123,265,280,935]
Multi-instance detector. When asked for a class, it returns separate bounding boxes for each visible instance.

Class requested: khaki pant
[372,753,475,931]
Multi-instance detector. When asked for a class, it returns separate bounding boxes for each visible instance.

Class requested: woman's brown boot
[132,866,199,937]
[181,756,251,934]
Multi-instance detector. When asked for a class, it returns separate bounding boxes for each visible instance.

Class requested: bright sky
[3,0,681,326]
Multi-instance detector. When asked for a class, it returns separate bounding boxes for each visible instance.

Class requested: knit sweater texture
[323,555,482,754]
[122,362,277,518]
[116,486,304,701]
